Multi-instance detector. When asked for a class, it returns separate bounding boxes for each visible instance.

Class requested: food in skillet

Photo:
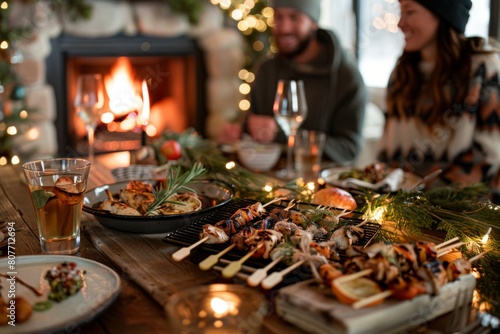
[99,181,202,216]
[98,163,206,217]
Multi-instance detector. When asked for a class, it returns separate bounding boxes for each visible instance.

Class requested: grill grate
[163,199,380,269]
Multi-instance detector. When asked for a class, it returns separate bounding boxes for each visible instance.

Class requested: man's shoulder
[253,55,280,72]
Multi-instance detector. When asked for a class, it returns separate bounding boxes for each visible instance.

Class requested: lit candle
[210,297,230,318]
[138,79,150,146]
[166,284,265,334]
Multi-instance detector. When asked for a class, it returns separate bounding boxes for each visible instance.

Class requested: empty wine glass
[273,79,308,179]
[74,73,105,164]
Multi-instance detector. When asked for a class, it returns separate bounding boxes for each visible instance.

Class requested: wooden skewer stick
[436,237,460,249]
[105,189,114,201]
[469,250,490,263]
[262,197,287,208]
[219,258,256,273]
[334,269,373,284]
[284,200,296,211]
[213,266,251,280]
[199,244,236,271]
[222,244,263,278]
[261,259,306,290]
[172,236,209,262]
[247,256,284,287]
[352,290,393,310]
[437,242,465,257]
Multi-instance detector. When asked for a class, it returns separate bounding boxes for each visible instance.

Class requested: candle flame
[210,297,229,317]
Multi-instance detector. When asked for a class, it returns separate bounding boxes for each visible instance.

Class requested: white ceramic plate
[0,255,121,334]
[83,179,234,234]
[320,167,423,191]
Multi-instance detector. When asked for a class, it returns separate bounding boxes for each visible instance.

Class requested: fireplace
[46,34,207,157]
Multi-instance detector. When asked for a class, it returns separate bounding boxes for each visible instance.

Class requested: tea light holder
[165,284,266,333]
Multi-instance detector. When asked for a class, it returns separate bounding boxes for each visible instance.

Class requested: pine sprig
[145,162,206,215]
[151,129,278,201]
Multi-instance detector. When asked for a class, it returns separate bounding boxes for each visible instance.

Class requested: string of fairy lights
[0,1,24,166]
[210,0,275,115]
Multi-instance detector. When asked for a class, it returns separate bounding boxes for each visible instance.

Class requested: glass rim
[22,157,91,171]
[165,283,265,308]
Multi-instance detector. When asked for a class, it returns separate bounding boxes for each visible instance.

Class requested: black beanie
[271,0,321,22]
[416,0,472,33]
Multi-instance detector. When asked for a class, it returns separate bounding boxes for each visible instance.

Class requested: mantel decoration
[0,0,273,164]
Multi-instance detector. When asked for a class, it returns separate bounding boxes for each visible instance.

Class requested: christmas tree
[0,0,31,165]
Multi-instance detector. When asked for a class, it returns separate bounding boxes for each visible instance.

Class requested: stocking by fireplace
[46,34,207,157]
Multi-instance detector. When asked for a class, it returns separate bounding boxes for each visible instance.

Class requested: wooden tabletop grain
[0,158,299,334]
[0,157,474,334]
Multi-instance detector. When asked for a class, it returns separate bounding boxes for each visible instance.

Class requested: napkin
[340,168,404,192]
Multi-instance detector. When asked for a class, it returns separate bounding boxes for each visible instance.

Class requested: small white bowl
[111,164,157,181]
[236,141,282,172]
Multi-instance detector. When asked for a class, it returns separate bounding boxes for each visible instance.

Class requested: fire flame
[138,80,150,127]
[104,57,142,116]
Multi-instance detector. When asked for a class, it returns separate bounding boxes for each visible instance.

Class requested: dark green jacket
[249,29,367,165]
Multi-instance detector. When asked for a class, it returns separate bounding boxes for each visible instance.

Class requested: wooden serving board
[276,275,476,334]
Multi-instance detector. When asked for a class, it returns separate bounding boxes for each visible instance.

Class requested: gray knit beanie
[416,0,472,33]
[271,0,321,22]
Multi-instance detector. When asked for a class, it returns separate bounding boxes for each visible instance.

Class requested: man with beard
[246,0,367,165]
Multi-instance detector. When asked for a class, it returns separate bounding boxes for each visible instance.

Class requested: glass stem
[87,125,95,165]
[286,131,296,173]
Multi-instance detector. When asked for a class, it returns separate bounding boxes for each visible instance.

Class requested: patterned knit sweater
[378,52,500,195]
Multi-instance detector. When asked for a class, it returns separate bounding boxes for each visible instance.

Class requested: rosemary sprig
[145,162,206,216]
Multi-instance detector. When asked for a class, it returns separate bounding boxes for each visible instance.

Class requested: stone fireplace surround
[10,0,245,158]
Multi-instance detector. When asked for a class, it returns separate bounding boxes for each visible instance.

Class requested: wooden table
[0,157,301,334]
[0,156,483,334]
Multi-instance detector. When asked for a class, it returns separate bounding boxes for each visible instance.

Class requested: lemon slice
[332,277,383,306]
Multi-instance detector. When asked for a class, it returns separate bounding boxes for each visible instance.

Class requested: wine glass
[273,79,308,179]
[74,73,105,164]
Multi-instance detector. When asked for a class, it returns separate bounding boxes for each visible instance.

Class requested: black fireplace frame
[46,33,207,157]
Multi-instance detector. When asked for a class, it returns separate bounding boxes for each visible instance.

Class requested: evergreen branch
[151,129,280,201]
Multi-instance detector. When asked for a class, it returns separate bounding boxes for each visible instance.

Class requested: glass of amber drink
[22,158,91,254]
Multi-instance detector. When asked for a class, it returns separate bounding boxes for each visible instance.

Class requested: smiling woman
[345,0,492,88]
